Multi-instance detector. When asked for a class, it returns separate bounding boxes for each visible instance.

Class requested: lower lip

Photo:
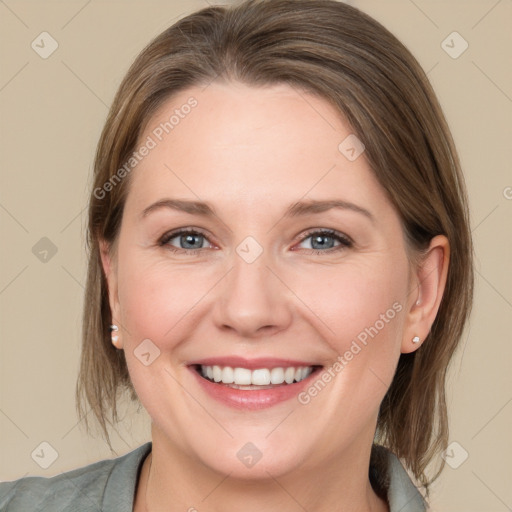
[189,366,321,410]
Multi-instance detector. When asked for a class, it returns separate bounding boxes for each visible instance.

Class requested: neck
[136,425,389,512]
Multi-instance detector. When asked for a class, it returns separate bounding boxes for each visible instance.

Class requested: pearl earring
[110,324,121,349]
[412,336,420,344]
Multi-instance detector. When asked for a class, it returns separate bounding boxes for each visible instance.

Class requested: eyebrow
[140,198,375,223]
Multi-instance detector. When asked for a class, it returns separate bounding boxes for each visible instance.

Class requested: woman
[0,0,473,510]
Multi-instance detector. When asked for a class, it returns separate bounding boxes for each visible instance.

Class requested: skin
[100,81,449,512]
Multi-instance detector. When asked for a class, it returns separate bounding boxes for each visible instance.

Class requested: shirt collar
[370,444,427,512]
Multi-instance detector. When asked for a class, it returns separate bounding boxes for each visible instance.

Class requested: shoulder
[370,444,427,512]
[0,442,151,512]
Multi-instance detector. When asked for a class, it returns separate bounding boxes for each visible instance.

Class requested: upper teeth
[200,365,313,385]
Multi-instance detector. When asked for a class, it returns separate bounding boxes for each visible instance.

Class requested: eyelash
[158,227,353,256]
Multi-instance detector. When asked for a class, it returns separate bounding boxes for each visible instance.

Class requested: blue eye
[158,228,353,255]
[160,229,211,253]
[296,229,353,253]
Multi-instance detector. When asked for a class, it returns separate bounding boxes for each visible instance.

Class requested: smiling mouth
[192,364,323,390]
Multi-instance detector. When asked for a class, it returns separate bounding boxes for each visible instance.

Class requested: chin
[200,448,307,481]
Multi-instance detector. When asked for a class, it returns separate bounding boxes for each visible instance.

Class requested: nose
[212,248,293,339]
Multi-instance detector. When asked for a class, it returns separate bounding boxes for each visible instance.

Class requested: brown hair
[76,0,474,498]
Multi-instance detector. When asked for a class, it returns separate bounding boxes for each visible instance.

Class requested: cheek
[115,253,215,410]
[301,259,407,339]
[116,251,216,344]
[300,261,406,395]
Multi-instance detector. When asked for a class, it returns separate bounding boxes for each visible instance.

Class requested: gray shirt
[0,442,426,511]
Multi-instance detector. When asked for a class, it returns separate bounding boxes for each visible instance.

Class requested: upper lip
[187,356,322,370]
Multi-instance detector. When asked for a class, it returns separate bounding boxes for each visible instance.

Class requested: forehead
[125,81,387,218]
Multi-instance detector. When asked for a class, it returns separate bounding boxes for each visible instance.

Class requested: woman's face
[103,81,421,477]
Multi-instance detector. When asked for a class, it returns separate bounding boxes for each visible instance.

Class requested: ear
[401,234,450,354]
[99,239,122,341]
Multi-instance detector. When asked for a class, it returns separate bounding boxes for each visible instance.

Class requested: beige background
[0,0,511,510]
